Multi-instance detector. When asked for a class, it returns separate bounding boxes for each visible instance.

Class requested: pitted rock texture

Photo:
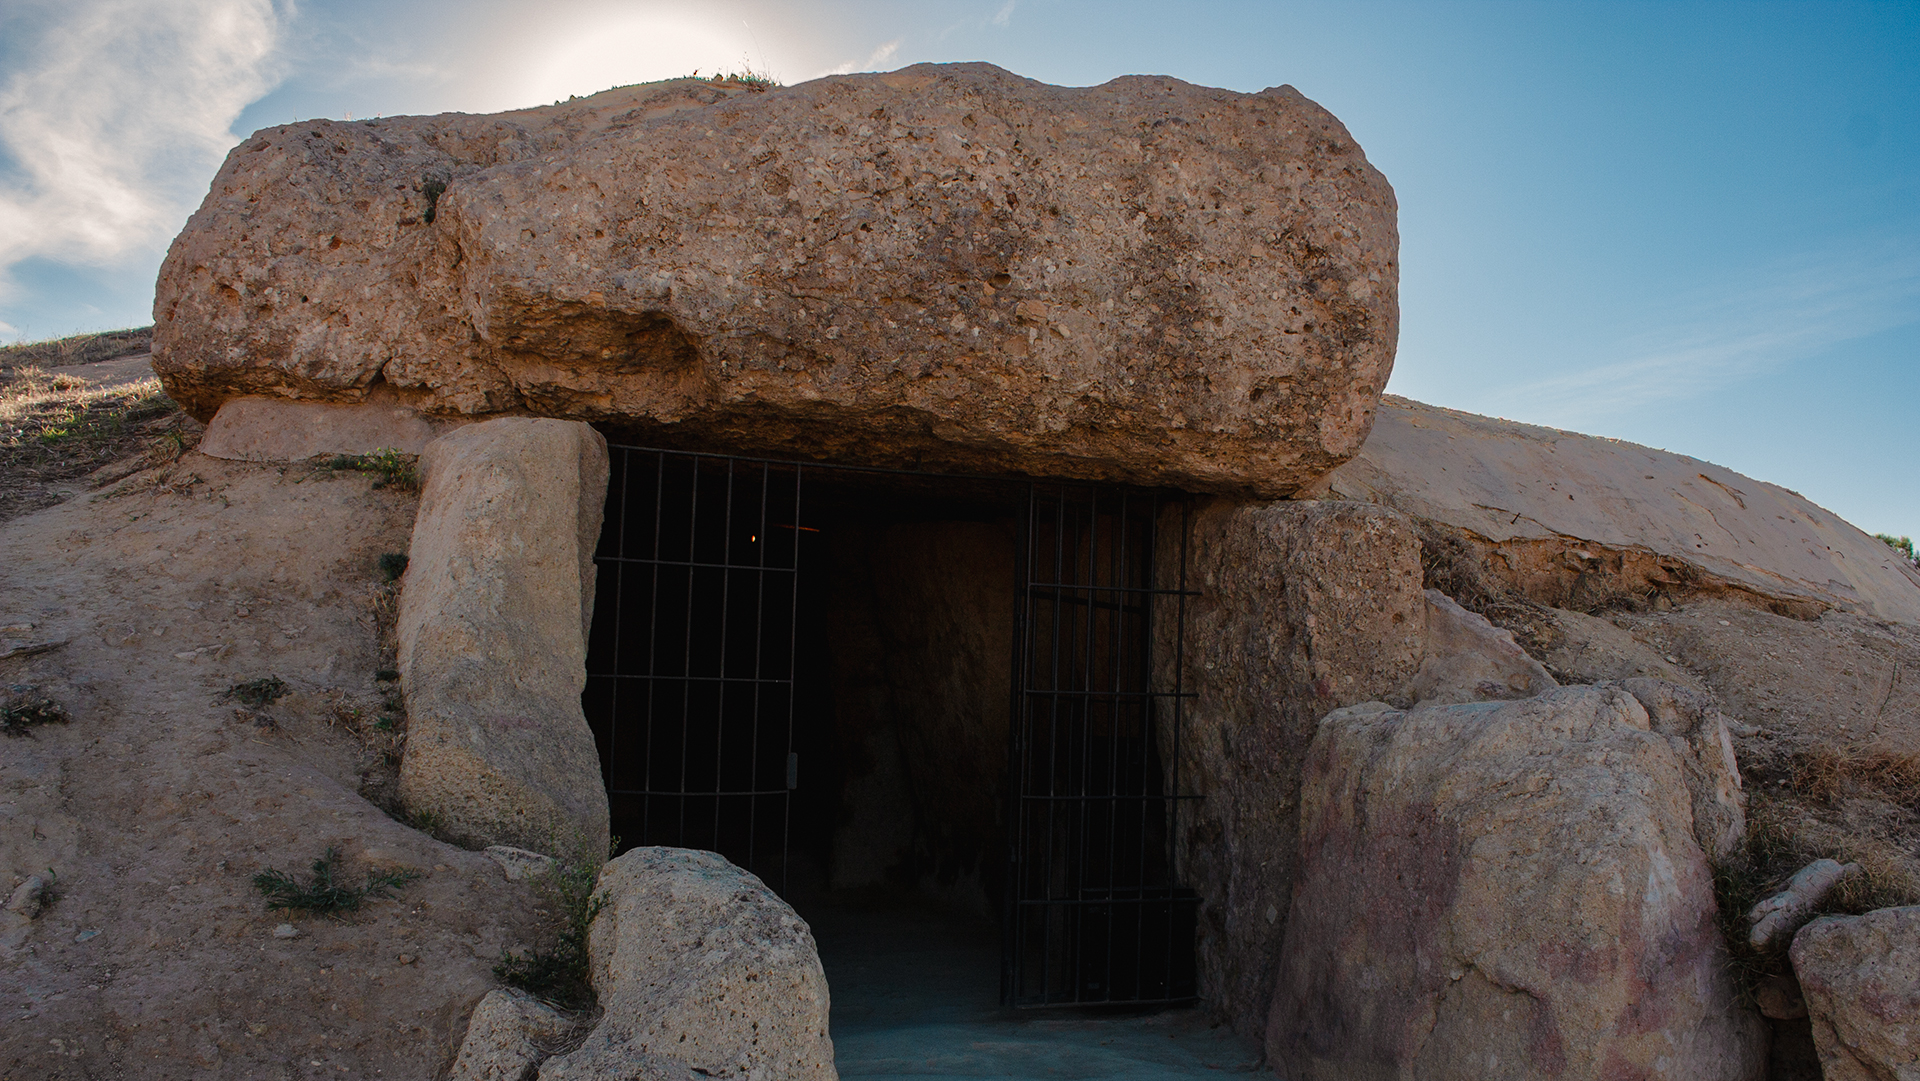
[152,63,1398,497]
[1165,498,1426,1041]
[397,417,609,856]
[449,988,575,1081]
[1792,905,1920,1081]
[538,847,836,1081]
[1268,685,1765,1081]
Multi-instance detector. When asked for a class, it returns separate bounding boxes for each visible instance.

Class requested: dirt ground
[0,439,547,1079]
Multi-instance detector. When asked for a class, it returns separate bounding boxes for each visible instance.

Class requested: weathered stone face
[541,847,836,1081]
[153,62,1398,497]
[1268,685,1765,1081]
[396,417,610,856]
[1792,905,1920,1081]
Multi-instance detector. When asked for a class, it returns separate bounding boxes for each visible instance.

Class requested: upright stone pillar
[397,417,610,859]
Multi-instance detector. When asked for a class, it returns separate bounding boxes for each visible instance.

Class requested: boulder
[1791,905,1920,1081]
[1750,859,1862,950]
[152,63,1399,497]
[397,417,610,856]
[538,847,836,1081]
[449,988,576,1081]
[1614,677,1748,866]
[1411,588,1556,704]
[1169,498,1426,1040]
[1321,395,1920,623]
[1268,684,1765,1081]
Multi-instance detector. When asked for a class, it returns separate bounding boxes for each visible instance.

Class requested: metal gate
[1002,484,1198,1007]
[582,446,806,892]
[584,447,1198,1006]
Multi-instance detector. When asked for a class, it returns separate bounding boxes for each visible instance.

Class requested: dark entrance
[1004,486,1199,1006]
[582,445,1197,1007]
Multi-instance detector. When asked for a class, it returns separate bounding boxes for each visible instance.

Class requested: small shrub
[1877,534,1919,567]
[252,847,417,917]
[1,690,69,737]
[494,856,604,1010]
[322,448,419,491]
[224,676,289,708]
[378,552,409,581]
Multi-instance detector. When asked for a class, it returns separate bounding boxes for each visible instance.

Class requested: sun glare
[507,13,760,108]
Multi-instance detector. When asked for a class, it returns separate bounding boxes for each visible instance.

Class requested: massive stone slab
[539,847,836,1081]
[397,417,610,856]
[1268,684,1764,1081]
[152,63,1398,497]
[1322,395,1920,623]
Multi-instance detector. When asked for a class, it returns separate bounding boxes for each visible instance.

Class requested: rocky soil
[0,410,552,1078]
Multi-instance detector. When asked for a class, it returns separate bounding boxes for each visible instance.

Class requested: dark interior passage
[582,448,1022,905]
[582,443,1197,1009]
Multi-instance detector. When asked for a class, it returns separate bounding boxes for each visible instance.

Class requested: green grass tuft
[224,676,289,708]
[322,448,420,491]
[252,847,417,917]
[494,856,604,1010]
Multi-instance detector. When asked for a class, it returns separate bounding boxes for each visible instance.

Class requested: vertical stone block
[397,416,610,857]
[1167,498,1426,1040]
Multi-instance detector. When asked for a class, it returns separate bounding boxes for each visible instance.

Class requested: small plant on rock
[252,847,417,917]
[1877,534,1919,567]
[494,854,605,1010]
[323,448,419,491]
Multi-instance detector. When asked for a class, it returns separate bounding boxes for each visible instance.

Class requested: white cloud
[1485,235,1920,429]
[817,38,904,79]
[991,0,1017,27]
[0,0,285,294]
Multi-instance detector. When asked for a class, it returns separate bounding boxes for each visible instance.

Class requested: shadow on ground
[799,893,1261,1080]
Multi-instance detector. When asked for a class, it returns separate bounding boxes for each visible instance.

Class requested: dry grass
[0,326,151,369]
[1713,794,1920,1006]
[1784,744,1920,804]
[0,338,200,522]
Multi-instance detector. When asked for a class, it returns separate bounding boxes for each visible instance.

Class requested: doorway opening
[581,445,1199,1009]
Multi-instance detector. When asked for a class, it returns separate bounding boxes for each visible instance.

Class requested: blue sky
[1,0,1915,538]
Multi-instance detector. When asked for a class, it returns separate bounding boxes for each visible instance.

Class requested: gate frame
[586,444,1199,1006]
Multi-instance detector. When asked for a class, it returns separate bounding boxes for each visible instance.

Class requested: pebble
[272,923,300,939]
[397,953,416,965]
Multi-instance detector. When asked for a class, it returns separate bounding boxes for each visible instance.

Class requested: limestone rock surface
[1411,588,1556,704]
[198,387,469,461]
[1168,498,1425,1040]
[1792,905,1920,1081]
[398,417,610,855]
[1322,395,1920,623]
[450,988,576,1081]
[1268,684,1764,1081]
[153,63,1398,497]
[1750,859,1862,950]
[538,847,836,1081]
